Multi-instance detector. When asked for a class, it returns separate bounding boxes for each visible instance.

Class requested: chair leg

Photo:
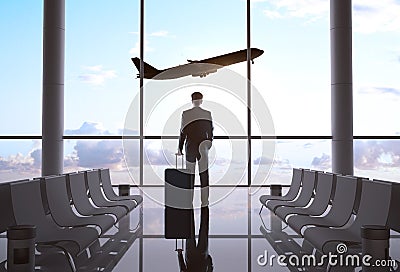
[259,205,264,215]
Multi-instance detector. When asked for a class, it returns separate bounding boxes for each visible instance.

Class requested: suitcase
[164,154,194,239]
[164,154,193,209]
[164,206,194,239]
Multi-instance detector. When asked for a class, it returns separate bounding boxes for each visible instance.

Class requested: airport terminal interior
[1,0,400,271]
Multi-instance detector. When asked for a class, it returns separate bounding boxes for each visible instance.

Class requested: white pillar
[331,0,354,175]
[42,0,65,176]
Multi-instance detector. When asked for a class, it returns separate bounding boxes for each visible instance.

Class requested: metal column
[330,0,354,175]
[42,0,65,176]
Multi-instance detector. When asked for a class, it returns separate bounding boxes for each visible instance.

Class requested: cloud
[65,122,112,135]
[355,140,400,170]
[254,156,273,165]
[359,86,400,97]
[74,140,124,168]
[129,38,153,56]
[0,148,41,174]
[144,147,174,166]
[254,155,292,171]
[260,0,400,33]
[262,0,328,22]
[304,143,313,149]
[128,30,173,56]
[311,153,331,170]
[352,0,400,33]
[78,65,116,85]
[149,30,169,37]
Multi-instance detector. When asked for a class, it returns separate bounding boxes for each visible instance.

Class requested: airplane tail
[131,57,160,78]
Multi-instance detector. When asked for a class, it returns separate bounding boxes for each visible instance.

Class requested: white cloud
[355,140,400,170]
[311,153,331,170]
[262,0,328,21]
[129,38,153,56]
[353,0,400,33]
[78,65,116,85]
[65,122,112,135]
[359,86,400,97]
[149,30,169,37]
[128,30,172,56]
[260,0,400,33]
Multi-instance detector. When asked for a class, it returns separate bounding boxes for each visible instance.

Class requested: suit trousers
[185,142,210,205]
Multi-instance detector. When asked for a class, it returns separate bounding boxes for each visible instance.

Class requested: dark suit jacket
[179,107,213,154]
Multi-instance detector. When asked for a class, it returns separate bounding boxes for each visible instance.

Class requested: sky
[1,0,400,184]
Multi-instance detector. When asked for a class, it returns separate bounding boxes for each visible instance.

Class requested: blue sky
[1,0,400,183]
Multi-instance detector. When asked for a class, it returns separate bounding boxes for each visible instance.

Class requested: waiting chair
[266,170,317,213]
[303,179,392,254]
[67,172,126,221]
[9,179,99,259]
[99,168,143,205]
[275,172,334,221]
[259,168,303,206]
[41,175,115,235]
[287,175,360,235]
[85,170,136,213]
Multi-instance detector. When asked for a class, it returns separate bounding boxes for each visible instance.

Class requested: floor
[1,187,399,271]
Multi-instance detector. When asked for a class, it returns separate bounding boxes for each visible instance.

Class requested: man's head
[191,92,203,107]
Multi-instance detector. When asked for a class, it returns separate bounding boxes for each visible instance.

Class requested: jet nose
[255,48,264,56]
[251,48,264,59]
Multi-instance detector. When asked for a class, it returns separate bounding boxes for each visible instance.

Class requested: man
[178,92,213,206]
[176,207,213,272]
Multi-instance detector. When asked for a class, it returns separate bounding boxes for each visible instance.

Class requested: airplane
[131,48,264,80]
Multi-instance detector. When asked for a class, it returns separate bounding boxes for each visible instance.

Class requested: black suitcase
[164,155,193,209]
[164,206,194,239]
[164,154,194,239]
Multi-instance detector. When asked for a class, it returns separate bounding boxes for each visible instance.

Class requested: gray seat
[259,168,303,205]
[382,179,400,233]
[303,179,392,254]
[275,172,334,222]
[41,175,115,235]
[9,179,99,257]
[287,175,360,235]
[99,168,143,205]
[266,170,317,213]
[0,180,26,233]
[85,170,136,213]
[67,172,126,221]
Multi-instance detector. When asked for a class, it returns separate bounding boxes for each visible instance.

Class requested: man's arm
[207,112,214,142]
[178,112,186,154]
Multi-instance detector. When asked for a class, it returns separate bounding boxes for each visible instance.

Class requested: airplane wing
[195,48,264,66]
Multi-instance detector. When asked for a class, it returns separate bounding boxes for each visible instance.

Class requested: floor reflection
[7,186,400,271]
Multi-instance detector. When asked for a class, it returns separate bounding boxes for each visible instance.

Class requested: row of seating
[259,168,400,254]
[0,168,142,270]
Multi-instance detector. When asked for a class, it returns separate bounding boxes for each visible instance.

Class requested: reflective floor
[1,187,399,271]
[109,187,295,272]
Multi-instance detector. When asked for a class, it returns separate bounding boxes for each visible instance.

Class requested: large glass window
[0,1,43,135]
[1,1,399,185]
[352,2,400,136]
[0,140,41,183]
[251,0,331,136]
[64,0,139,135]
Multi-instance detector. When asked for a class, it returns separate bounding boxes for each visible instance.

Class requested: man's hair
[191,92,203,101]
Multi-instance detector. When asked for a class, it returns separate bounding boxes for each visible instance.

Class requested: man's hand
[176,149,183,156]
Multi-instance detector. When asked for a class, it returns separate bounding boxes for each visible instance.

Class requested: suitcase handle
[175,153,185,169]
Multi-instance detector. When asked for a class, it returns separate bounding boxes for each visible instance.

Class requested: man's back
[180,107,213,146]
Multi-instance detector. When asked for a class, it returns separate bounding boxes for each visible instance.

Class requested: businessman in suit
[178,92,213,206]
